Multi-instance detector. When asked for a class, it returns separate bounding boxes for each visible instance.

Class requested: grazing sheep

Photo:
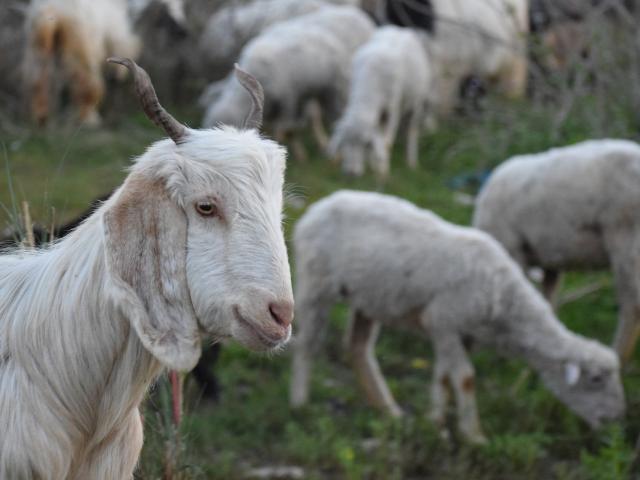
[198,0,362,77]
[473,139,640,363]
[201,5,376,156]
[328,26,433,179]
[425,0,529,114]
[0,59,293,479]
[22,0,141,125]
[290,190,624,443]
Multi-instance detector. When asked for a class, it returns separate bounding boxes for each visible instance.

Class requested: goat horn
[234,64,264,130]
[107,57,186,144]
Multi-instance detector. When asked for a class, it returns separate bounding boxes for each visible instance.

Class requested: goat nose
[269,301,294,328]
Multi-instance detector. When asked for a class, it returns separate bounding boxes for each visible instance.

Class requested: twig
[510,368,532,396]
[169,370,183,428]
[21,201,35,249]
[49,206,56,244]
[557,281,608,308]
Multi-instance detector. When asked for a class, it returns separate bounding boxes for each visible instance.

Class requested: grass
[2,94,640,479]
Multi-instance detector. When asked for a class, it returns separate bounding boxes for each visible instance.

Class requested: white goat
[328,26,434,179]
[201,5,375,155]
[473,139,640,363]
[290,190,624,444]
[0,59,294,479]
[22,0,141,125]
[425,0,529,114]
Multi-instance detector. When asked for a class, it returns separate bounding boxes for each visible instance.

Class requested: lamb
[0,59,294,479]
[197,0,362,77]
[473,139,640,364]
[201,5,376,156]
[290,190,624,443]
[423,0,529,114]
[328,26,434,179]
[22,0,141,125]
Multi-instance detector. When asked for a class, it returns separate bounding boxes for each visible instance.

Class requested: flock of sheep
[1,0,639,477]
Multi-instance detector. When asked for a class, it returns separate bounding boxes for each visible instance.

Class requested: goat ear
[103,174,201,371]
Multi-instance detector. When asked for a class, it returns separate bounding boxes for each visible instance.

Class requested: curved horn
[107,57,186,144]
[234,64,264,130]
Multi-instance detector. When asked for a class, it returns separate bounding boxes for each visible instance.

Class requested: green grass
[2,95,640,479]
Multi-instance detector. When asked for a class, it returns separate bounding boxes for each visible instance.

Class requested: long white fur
[0,127,293,479]
[22,0,141,124]
[201,5,375,135]
[328,26,434,179]
[473,139,640,363]
[290,190,624,443]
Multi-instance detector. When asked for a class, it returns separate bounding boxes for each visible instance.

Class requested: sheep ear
[103,174,201,371]
[565,362,581,386]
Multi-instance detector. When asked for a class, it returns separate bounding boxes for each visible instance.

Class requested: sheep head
[105,59,291,371]
[329,124,387,179]
[538,340,625,428]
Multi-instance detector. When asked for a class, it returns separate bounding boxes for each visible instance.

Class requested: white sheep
[201,5,376,156]
[424,0,529,114]
[0,59,294,479]
[22,0,141,125]
[198,0,362,76]
[290,190,624,444]
[473,139,640,364]
[328,26,434,179]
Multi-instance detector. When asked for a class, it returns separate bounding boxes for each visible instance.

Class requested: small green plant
[580,425,634,480]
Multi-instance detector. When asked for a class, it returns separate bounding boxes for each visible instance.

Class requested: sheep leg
[349,311,403,417]
[30,52,53,126]
[431,332,486,444]
[307,100,330,151]
[290,294,331,407]
[430,353,453,438]
[291,138,309,163]
[542,269,562,308]
[497,56,528,100]
[63,54,105,126]
[405,109,422,170]
[610,249,640,364]
[383,102,401,151]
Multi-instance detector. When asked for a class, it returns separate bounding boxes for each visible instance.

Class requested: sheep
[22,0,141,125]
[473,139,640,364]
[328,26,434,179]
[0,59,294,479]
[423,0,529,114]
[290,190,624,444]
[201,5,376,158]
[198,0,362,77]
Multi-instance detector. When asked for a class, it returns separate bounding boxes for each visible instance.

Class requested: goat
[0,59,293,479]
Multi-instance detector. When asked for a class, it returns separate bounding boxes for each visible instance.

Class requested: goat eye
[195,201,217,217]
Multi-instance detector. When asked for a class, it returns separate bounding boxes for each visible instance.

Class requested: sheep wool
[291,190,624,443]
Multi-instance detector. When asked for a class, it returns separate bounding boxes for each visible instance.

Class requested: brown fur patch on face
[107,175,167,285]
[440,375,450,389]
[462,375,475,392]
